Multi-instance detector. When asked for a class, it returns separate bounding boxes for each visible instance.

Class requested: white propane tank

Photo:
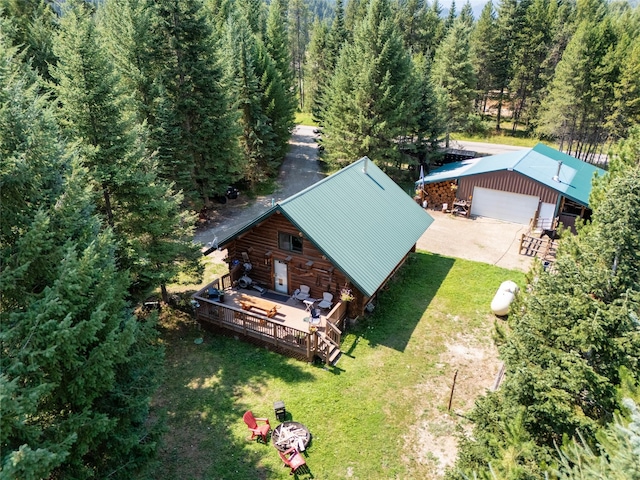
[491,280,519,316]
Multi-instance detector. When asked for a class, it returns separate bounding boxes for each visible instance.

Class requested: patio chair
[278,447,308,475]
[317,292,333,309]
[310,308,321,325]
[243,410,271,443]
[293,285,310,302]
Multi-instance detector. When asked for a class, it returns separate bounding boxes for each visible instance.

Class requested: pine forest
[1,0,639,478]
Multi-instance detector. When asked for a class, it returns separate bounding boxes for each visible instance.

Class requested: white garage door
[470,187,539,224]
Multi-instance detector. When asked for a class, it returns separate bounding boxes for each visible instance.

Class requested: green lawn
[153,252,526,479]
[295,111,317,126]
[451,130,556,148]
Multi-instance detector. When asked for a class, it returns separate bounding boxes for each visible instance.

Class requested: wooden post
[518,234,525,254]
[448,370,458,412]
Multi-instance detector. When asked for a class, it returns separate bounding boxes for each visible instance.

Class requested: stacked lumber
[422,181,457,209]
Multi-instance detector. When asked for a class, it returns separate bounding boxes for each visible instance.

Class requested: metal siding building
[458,171,559,204]
[417,144,605,225]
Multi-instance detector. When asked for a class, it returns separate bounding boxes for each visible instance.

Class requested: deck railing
[194,299,317,361]
[193,275,346,363]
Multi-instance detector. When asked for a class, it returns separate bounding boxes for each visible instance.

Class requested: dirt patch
[405,326,502,478]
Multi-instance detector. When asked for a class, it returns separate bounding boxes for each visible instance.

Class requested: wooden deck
[193,274,346,365]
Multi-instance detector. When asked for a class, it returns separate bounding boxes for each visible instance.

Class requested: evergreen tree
[97,0,159,125]
[326,0,348,70]
[204,0,234,30]
[536,15,618,161]
[509,0,557,131]
[606,14,640,141]
[226,12,277,186]
[0,0,56,81]
[393,0,427,53]
[237,0,266,37]
[411,54,446,165]
[492,0,521,131]
[152,0,243,206]
[470,1,497,115]
[459,1,475,26]
[445,0,457,31]
[0,38,163,480]
[422,0,446,59]
[307,0,348,123]
[288,0,310,109]
[265,0,297,153]
[51,0,201,301]
[304,18,331,120]
[257,37,294,163]
[322,0,416,167]
[345,0,371,32]
[431,17,476,144]
[554,399,640,480]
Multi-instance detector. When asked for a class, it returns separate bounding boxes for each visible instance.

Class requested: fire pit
[272,421,311,452]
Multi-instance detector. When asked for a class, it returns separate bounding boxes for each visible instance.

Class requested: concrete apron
[416,210,535,272]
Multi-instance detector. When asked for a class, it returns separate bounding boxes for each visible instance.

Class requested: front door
[274,260,288,294]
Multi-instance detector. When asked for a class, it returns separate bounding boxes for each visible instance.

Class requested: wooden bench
[239,294,279,318]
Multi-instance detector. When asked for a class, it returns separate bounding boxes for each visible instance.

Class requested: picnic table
[239,294,279,318]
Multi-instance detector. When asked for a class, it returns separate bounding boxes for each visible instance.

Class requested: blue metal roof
[417,143,605,206]
[220,158,434,297]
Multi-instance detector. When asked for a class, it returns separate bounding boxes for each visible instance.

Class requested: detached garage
[416,143,606,228]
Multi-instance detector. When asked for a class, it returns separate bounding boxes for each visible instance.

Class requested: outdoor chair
[317,292,333,309]
[293,285,310,302]
[278,447,308,475]
[243,410,271,443]
[310,308,321,325]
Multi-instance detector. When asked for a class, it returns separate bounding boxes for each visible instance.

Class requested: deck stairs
[316,330,342,366]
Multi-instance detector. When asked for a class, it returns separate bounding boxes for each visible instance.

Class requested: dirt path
[193,125,323,247]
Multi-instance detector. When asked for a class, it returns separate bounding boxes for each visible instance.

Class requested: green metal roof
[416,143,605,206]
[220,158,434,297]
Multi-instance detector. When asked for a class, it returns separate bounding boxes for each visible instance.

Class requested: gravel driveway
[195,127,534,273]
[194,125,323,247]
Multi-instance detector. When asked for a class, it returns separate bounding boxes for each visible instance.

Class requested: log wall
[226,213,350,302]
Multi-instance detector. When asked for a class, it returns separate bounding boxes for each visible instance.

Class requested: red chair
[278,447,307,475]
[243,410,271,443]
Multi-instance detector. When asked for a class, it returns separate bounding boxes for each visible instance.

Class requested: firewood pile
[419,181,457,209]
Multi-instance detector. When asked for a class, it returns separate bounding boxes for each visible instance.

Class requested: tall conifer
[152,0,242,206]
[226,12,277,186]
[0,38,162,480]
[431,18,476,145]
[304,19,331,120]
[51,0,201,301]
[322,0,416,167]
[265,0,297,155]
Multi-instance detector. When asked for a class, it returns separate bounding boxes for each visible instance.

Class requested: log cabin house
[193,157,434,364]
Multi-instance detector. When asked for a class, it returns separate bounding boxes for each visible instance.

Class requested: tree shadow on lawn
[154,311,316,480]
[353,252,455,352]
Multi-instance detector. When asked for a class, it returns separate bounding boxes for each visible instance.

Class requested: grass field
[152,252,526,479]
[295,111,317,126]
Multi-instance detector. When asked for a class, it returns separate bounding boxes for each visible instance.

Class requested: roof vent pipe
[362,157,368,174]
[552,161,562,182]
